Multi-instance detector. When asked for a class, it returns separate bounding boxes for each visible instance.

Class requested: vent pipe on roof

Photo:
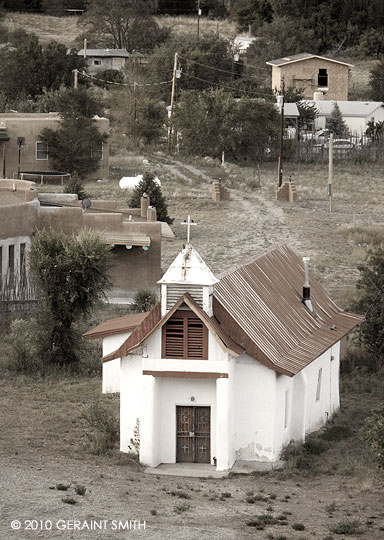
[302,257,314,312]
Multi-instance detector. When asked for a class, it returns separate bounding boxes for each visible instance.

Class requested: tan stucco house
[77,48,130,75]
[0,113,109,181]
[266,53,354,100]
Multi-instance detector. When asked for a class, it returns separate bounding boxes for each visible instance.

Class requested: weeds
[82,401,119,455]
[62,497,77,505]
[56,483,70,491]
[75,485,86,496]
[174,502,190,514]
[292,523,305,530]
[170,490,191,499]
[330,518,364,535]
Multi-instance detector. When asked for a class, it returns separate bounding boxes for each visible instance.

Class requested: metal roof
[214,245,362,375]
[266,53,353,68]
[83,312,149,341]
[78,48,130,58]
[303,100,384,117]
[103,232,150,247]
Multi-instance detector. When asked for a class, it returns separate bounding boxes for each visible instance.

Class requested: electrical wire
[177,54,268,81]
[181,72,274,98]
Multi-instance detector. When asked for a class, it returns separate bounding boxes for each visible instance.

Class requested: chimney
[302,257,314,312]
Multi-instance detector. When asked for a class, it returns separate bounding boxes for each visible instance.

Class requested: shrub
[62,497,77,505]
[64,172,90,200]
[56,483,70,491]
[129,172,173,224]
[131,289,158,313]
[292,523,305,530]
[128,418,140,454]
[361,403,384,466]
[5,317,44,374]
[330,518,364,535]
[75,485,86,496]
[83,402,119,455]
[303,437,329,455]
[174,502,190,514]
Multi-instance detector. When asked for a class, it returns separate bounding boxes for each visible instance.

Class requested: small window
[93,59,101,65]
[316,368,322,401]
[36,141,48,160]
[318,68,328,88]
[91,142,103,161]
[284,389,289,428]
[162,310,208,360]
[8,245,14,275]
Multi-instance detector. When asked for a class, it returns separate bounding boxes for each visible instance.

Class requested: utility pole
[168,52,178,152]
[133,81,137,121]
[277,80,285,187]
[328,132,334,213]
[73,68,78,89]
[197,0,201,38]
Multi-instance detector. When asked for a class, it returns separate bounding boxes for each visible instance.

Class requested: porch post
[216,376,231,471]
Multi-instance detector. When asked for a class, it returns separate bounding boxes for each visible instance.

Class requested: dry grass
[3,12,81,46]
[156,15,237,41]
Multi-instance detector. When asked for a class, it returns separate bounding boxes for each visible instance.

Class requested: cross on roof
[180,215,197,244]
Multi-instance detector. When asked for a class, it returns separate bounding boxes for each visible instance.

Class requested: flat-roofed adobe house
[85,242,362,471]
[78,48,130,75]
[0,113,109,181]
[266,53,354,101]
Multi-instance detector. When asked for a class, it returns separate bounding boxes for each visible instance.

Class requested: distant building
[303,99,384,136]
[266,53,353,101]
[77,48,130,75]
[0,113,109,181]
[233,35,257,53]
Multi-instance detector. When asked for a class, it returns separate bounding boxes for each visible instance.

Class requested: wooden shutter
[162,310,208,360]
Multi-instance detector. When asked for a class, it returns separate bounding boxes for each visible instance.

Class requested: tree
[129,172,173,224]
[354,247,384,368]
[297,101,319,133]
[369,59,384,101]
[230,0,273,29]
[173,89,279,161]
[82,0,169,52]
[29,229,112,366]
[326,103,348,137]
[40,87,107,176]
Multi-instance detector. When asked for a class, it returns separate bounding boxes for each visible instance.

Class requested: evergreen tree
[327,103,348,137]
[129,172,173,224]
[369,59,384,101]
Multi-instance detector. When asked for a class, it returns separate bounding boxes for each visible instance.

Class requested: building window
[316,368,323,401]
[8,245,14,275]
[162,310,208,360]
[318,68,328,88]
[284,389,289,429]
[91,142,103,161]
[36,141,48,160]
[93,59,101,65]
[20,243,26,276]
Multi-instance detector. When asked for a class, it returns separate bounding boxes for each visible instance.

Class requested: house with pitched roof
[84,243,362,471]
[77,48,130,75]
[266,53,353,100]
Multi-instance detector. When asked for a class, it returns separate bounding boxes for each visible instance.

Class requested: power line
[181,72,274,97]
[178,54,268,81]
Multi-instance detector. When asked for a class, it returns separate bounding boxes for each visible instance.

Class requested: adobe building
[266,53,353,101]
[0,113,109,181]
[77,48,130,75]
[0,179,173,304]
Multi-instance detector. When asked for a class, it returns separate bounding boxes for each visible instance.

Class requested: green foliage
[83,401,119,455]
[132,98,167,145]
[353,247,384,364]
[330,518,364,535]
[230,0,273,29]
[5,317,44,373]
[359,29,384,58]
[361,403,384,467]
[62,497,77,505]
[365,120,384,141]
[0,30,86,104]
[370,59,384,101]
[129,172,173,224]
[29,229,112,366]
[326,103,349,137]
[74,485,87,496]
[82,0,169,52]
[40,87,107,176]
[297,101,319,132]
[173,89,279,162]
[93,69,125,89]
[64,172,90,200]
[56,483,70,491]
[131,289,158,313]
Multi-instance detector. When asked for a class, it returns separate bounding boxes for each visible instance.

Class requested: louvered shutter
[187,316,204,358]
[164,317,184,358]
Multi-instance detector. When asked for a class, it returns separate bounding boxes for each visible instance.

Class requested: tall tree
[82,0,168,52]
[40,87,107,175]
[369,59,384,101]
[326,103,348,137]
[29,229,112,367]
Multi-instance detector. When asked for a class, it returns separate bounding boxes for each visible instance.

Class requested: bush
[131,289,158,313]
[330,518,364,535]
[82,402,119,455]
[361,403,384,467]
[129,172,173,224]
[64,172,90,201]
[5,317,44,374]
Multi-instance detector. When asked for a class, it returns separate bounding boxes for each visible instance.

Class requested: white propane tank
[119,175,161,189]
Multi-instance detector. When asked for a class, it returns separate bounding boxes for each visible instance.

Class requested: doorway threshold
[145,463,228,478]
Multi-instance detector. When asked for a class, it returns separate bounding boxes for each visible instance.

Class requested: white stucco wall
[120,353,142,452]
[233,355,277,462]
[102,332,131,393]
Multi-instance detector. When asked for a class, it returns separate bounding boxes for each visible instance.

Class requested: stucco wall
[0,200,39,240]
[102,332,132,393]
[120,354,143,453]
[272,59,350,100]
[233,355,277,462]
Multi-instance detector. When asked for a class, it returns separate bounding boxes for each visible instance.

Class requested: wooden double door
[176,406,211,464]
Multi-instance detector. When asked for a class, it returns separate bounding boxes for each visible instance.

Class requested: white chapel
[84,242,362,471]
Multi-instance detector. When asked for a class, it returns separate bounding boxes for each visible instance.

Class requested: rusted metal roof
[214,244,363,376]
[83,312,149,341]
[102,293,243,363]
